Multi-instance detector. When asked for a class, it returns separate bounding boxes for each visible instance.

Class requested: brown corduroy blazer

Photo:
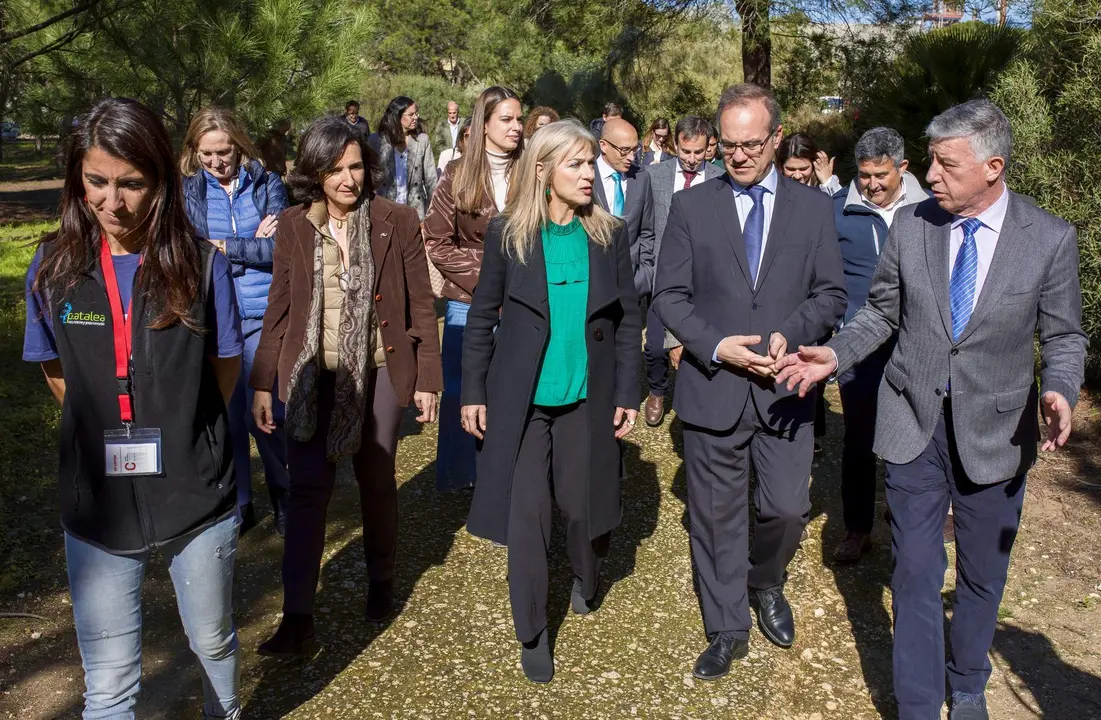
[250,195,443,406]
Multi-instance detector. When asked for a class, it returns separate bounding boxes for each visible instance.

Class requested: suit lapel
[752,177,793,293]
[924,204,954,339]
[715,177,752,287]
[954,193,1032,344]
[507,230,549,318]
[370,199,394,289]
[587,236,619,319]
[593,174,610,213]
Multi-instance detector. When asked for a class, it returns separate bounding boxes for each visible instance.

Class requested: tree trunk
[736,0,771,87]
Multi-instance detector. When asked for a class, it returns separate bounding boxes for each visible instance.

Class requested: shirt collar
[596,154,619,181]
[952,184,1009,234]
[861,185,907,213]
[730,165,778,196]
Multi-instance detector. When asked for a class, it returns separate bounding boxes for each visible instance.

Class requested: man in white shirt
[434,101,464,153]
[593,118,654,298]
[831,127,929,565]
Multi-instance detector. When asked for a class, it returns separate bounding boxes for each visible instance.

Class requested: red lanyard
[99,236,140,424]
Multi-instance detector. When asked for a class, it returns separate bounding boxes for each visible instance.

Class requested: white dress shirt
[447,120,460,148]
[596,154,625,215]
[673,162,705,193]
[949,184,1009,313]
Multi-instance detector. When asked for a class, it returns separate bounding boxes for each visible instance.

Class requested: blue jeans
[65,514,242,719]
[229,316,289,507]
[436,299,477,491]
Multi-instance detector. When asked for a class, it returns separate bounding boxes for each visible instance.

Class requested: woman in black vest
[22,98,245,718]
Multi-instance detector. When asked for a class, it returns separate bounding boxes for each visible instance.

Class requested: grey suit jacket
[369,132,438,220]
[593,163,655,296]
[830,191,1087,484]
[653,174,847,432]
[646,157,726,282]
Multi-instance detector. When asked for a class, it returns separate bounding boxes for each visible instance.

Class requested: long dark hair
[453,85,522,214]
[643,117,671,152]
[378,96,415,147]
[777,132,820,165]
[287,116,383,205]
[35,97,203,331]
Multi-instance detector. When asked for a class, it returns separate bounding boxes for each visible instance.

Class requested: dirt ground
[0,384,1098,719]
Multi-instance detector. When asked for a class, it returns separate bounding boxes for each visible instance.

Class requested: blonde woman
[460,119,641,683]
[181,106,290,535]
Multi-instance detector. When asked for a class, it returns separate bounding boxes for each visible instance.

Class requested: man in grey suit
[776,100,1086,720]
[642,116,725,426]
[593,118,655,297]
[653,84,846,679]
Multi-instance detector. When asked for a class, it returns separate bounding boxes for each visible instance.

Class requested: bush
[355,74,480,138]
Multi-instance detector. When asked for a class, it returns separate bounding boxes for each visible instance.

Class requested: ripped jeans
[64,513,241,719]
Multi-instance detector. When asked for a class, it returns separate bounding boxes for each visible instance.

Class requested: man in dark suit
[641,116,725,426]
[589,102,623,141]
[777,100,1086,720]
[653,83,846,679]
[593,118,655,298]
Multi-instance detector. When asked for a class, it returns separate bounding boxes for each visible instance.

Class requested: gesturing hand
[768,332,788,363]
[1040,391,1072,451]
[774,346,838,396]
[814,151,835,187]
[461,404,487,440]
[716,335,774,377]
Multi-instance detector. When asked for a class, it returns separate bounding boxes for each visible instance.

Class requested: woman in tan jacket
[423,85,523,493]
[250,116,442,657]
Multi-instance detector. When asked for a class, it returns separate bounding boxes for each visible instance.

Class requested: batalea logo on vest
[59,302,106,327]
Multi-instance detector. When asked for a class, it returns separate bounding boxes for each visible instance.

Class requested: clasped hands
[716,332,789,378]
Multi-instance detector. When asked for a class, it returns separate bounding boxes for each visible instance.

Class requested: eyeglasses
[720,128,778,156]
[601,139,637,157]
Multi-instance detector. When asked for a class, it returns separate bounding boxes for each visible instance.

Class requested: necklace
[331,213,347,230]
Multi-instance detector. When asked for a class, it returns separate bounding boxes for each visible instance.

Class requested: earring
[545,187,551,199]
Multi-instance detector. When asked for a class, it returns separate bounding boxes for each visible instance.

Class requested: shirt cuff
[827,347,840,382]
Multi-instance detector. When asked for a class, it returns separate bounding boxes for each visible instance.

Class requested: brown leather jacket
[422,161,499,303]
[251,196,443,406]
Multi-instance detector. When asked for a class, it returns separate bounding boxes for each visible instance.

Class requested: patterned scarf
[284,201,376,461]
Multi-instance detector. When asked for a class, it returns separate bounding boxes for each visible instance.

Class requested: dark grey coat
[461,218,642,544]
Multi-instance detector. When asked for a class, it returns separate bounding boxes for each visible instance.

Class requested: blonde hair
[179,106,263,176]
[501,119,619,264]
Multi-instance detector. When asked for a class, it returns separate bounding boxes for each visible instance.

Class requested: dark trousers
[837,345,891,534]
[643,301,670,397]
[683,395,813,637]
[507,401,607,643]
[282,368,403,615]
[885,404,1025,719]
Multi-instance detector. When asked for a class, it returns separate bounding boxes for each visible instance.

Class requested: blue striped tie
[950,218,983,341]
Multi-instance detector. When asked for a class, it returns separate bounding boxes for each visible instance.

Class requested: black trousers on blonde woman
[507,400,609,643]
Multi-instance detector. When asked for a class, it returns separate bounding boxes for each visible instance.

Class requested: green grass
[0,139,60,183]
[0,222,63,593]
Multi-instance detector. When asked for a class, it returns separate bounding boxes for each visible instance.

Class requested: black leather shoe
[949,692,989,720]
[366,579,395,623]
[751,587,795,648]
[257,613,319,659]
[269,486,288,538]
[692,631,748,680]
[239,503,257,537]
[521,629,554,683]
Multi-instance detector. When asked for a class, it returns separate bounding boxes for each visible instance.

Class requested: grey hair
[855,127,906,167]
[925,99,1012,166]
[674,115,713,144]
[716,83,781,133]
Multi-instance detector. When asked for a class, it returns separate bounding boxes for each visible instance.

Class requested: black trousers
[507,401,607,643]
[643,301,670,397]
[886,404,1024,719]
[837,345,892,534]
[683,395,813,638]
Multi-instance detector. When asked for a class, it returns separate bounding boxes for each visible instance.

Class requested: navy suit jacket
[652,174,847,431]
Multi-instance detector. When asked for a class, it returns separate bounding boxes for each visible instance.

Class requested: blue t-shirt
[23,247,245,362]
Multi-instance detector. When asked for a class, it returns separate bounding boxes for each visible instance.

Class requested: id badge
[104,428,163,476]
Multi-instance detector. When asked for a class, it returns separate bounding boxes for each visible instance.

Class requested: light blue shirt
[712,166,779,363]
[949,184,1009,313]
[395,148,409,205]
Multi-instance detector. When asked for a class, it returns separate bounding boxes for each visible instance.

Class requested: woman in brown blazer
[250,116,442,657]
[423,85,523,492]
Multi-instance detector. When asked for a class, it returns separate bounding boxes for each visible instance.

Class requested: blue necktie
[611,171,625,216]
[950,218,983,341]
[744,185,767,286]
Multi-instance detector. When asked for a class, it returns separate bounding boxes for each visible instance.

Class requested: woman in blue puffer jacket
[181,106,290,536]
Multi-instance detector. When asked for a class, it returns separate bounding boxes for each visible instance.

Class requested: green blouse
[533,217,590,407]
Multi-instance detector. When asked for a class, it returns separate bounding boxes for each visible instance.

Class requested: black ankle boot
[268,486,288,538]
[257,613,319,658]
